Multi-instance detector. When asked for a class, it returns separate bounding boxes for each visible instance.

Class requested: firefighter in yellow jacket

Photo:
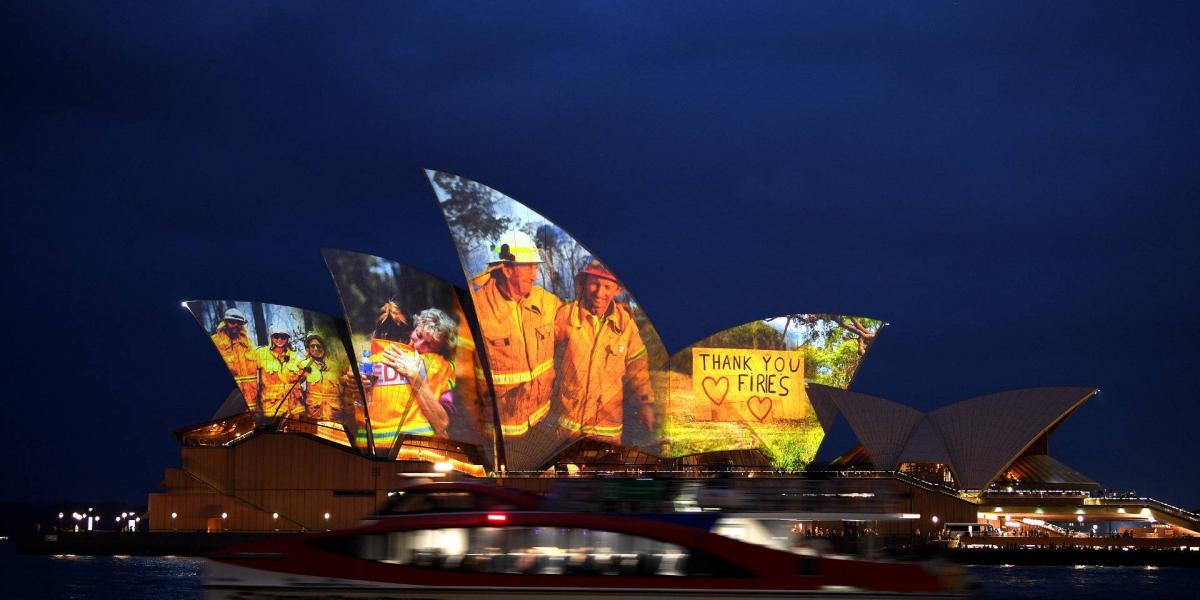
[554,259,653,445]
[359,307,457,454]
[469,230,562,437]
[253,321,305,418]
[210,308,260,412]
[299,333,343,421]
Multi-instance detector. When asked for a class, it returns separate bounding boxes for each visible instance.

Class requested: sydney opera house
[149,171,1199,539]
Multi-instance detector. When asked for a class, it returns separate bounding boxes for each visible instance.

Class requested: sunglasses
[308,343,324,349]
[271,334,290,340]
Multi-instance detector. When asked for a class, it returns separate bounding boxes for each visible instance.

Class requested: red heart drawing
[701,376,729,406]
[747,396,773,422]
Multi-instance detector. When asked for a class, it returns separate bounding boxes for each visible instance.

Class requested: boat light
[487,513,508,523]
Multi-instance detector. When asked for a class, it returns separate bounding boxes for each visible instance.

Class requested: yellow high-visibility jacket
[365,339,455,453]
[553,301,650,443]
[471,277,561,436]
[301,358,343,421]
[253,346,304,418]
[211,325,259,411]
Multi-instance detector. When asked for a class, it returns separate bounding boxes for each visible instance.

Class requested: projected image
[185,300,366,450]
[323,249,494,462]
[430,170,664,470]
[663,314,884,469]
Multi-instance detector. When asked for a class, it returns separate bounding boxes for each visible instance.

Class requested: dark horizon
[3,1,1199,510]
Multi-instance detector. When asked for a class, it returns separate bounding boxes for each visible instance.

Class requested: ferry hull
[206,561,966,599]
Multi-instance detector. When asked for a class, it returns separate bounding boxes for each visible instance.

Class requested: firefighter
[553,259,653,445]
[209,308,260,412]
[300,334,342,421]
[253,321,305,418]
[468,230,562,438]
[359,308,457,450]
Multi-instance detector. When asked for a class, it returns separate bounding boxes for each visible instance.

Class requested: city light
[221,512,228,519]
[487,513,507,523]
[433,461,454,473]
[324,512,330,520]
[272,513,278,520]
[931,516,939,524]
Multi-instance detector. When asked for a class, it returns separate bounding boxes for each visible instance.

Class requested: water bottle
[359,349,375,380]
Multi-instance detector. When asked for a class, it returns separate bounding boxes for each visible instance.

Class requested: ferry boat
[206,484,973,598]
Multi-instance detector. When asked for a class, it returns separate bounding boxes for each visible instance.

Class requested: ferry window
[351,526,750,577]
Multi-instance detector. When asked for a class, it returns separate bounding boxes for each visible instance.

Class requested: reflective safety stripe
[557,416,622,438]
[233,375,256,383]
[625,346,646,363]
[500,400,551,436]
[399,424,435,436]
[490,358,554,386]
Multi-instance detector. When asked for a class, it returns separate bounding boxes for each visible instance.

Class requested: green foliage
[674,321,786,375]
[761,425,824,471]
[433,171,512,254]
[808,337,866,388]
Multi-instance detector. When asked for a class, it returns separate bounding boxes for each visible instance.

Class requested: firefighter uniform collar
[486,277,550,316]
[569,300,628,333]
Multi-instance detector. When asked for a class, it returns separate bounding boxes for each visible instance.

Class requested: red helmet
[578,258,617,282]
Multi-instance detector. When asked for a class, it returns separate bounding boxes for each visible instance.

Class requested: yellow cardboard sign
[691,348,808,422]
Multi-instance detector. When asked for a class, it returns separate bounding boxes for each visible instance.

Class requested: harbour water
[2,544,1198,598]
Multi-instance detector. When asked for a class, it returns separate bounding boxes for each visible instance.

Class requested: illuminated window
[334,526,750,577]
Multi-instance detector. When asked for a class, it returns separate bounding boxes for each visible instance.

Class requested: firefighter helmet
[223,308,248,324]
[268,321,291,338]
[492,230,542,264]
[578,258,617,283]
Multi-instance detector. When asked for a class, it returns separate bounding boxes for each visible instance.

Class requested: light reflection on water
[0,544,204,600]
[970,564,1196,599]
[3,544,1199,598]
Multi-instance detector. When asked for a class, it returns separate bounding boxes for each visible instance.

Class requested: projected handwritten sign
[692,348,808,422]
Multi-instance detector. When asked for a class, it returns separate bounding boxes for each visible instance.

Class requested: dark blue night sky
[3,2,1198,509]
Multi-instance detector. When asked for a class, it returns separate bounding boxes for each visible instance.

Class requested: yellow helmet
[492,230,542,264]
